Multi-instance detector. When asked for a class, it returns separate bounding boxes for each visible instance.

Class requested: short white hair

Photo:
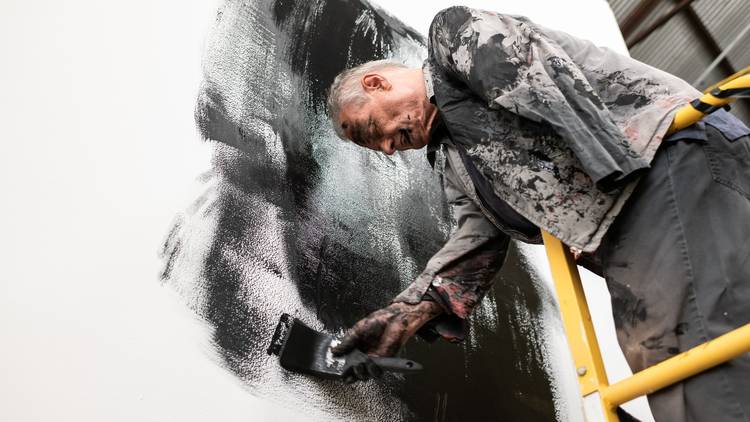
[326,59,407,140]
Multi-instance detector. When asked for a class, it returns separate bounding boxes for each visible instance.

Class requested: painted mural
[160,0,571,420]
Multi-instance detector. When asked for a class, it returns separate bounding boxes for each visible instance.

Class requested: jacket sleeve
[392,153,509,320]
[428,6,648,192]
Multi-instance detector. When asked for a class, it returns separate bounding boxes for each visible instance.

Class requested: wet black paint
[612,93,650,109]
[401,245,558,421]
[162,0,561,420]
[472,33,521,93]
[599,70,657,110]
[272,0,423,111]
[607,279,647,330]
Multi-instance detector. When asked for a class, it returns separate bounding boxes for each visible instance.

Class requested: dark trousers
[596,126,750,422]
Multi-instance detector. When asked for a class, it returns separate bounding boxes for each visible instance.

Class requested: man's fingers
[384,340,402,357]
[334,314,389,356]
[366,360,383,378]
[372,341,401,357]
[352,362,369,381]
[372,321,407,357]
[332,329,360,356]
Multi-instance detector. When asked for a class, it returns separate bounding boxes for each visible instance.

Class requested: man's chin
[414,139,429,150]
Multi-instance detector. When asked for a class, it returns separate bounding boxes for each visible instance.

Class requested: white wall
[0,1,313,420]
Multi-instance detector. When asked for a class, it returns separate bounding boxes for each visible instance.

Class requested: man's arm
[429,6,648,192]
[333,152,509,359]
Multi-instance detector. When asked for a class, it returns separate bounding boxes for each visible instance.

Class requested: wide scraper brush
[267,313,423,380]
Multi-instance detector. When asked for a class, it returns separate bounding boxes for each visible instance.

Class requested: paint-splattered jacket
[394,6,702,329]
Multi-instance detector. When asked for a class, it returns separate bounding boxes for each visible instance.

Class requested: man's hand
[332,301,443,358]
[332,301,442,383]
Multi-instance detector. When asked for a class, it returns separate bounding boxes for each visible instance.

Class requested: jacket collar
[423,61,448,168]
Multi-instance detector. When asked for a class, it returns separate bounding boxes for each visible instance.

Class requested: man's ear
[361,73,391,93]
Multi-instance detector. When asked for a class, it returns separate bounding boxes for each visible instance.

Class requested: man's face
[338,73,435,155]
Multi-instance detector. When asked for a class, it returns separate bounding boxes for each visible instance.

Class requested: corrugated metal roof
[607,0,749,121]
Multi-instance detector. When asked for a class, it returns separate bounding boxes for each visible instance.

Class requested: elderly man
[328,6,750,421]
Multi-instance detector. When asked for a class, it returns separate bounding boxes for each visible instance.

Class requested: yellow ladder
[543,74,750,421]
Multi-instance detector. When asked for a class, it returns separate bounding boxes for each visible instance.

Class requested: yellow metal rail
[669,74,750,133]
[702,65,750,95]
[542,232,619,422]
[544,73,750,421]
[601,323,750,408]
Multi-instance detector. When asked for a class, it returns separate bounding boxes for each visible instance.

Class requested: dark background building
[607,0,750,121]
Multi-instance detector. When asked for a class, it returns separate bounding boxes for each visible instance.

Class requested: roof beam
[619,0,662,40]
[626,0,696,48]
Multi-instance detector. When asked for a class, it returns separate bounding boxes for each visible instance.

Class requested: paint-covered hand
[332,301,443,360]
[338,349,383,384]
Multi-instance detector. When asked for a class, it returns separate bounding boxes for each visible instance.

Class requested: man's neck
[425,102,440,137]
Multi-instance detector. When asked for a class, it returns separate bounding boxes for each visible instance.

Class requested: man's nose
[380,138,395,155]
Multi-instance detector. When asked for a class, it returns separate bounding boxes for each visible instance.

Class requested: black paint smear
[608,279,648,330]
[471,33,522,93]
[612,92,650,109]
[203,189,262,359]
[598,70,657,109]
[272,0,424,111]
[163,0,562,420]
[160,220,183,281]
[400,244,557,422]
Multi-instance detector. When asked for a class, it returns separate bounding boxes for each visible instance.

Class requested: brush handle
[370,357,423,373]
